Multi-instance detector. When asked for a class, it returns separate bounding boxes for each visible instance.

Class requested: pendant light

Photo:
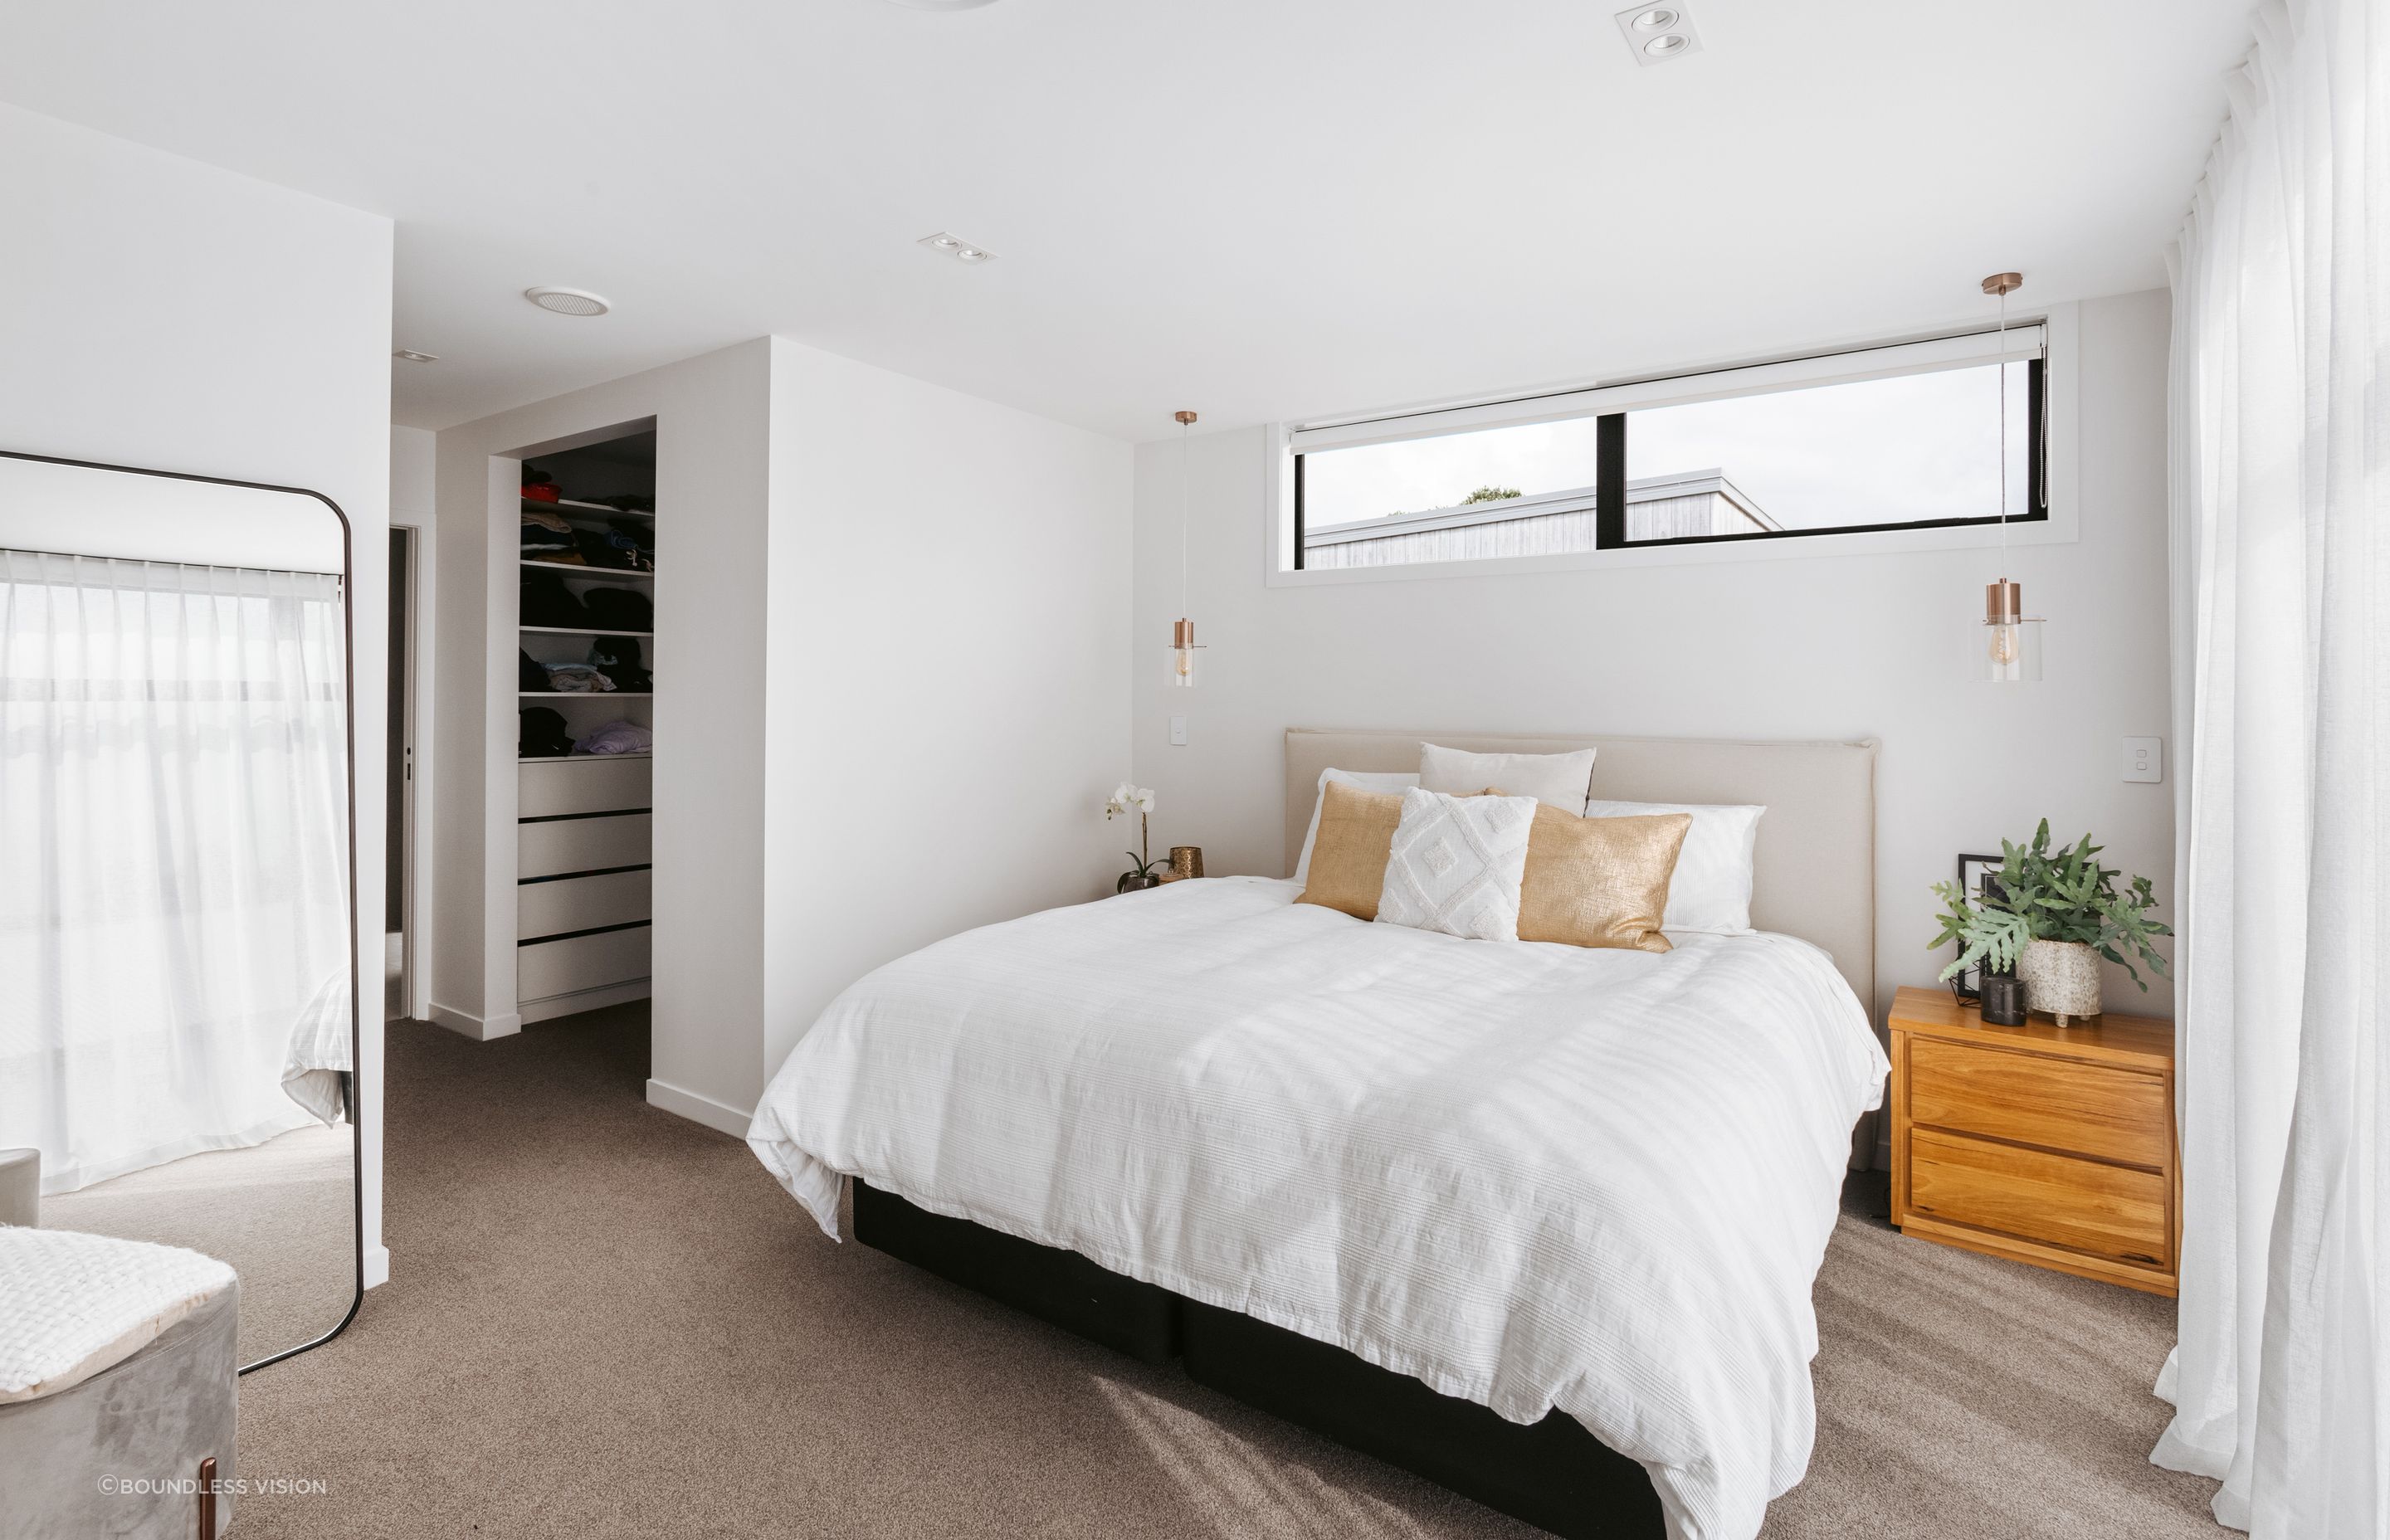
[1977,272,2042,684]
[1168,410,1205,688]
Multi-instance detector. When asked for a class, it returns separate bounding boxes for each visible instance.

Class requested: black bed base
[853,1182,1666,1540]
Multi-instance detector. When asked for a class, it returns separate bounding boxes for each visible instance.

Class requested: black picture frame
[1949,852,2006,1002]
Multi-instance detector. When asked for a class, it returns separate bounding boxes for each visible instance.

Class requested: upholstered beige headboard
[1285,729,1880,1019]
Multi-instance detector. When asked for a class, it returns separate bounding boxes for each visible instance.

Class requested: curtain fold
[0,550,349,1194]
[2158,1,2388,1534]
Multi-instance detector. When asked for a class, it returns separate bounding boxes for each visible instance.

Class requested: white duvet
[749,876,1888,1540]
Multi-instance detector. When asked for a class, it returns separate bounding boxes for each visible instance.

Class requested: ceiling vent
[1614,4,1703,65]
[524,286,612,316]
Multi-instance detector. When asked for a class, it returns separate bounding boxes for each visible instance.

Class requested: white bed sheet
[749,876,1888,1540]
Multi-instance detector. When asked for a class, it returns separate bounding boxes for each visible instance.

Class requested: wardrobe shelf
[518,753,653,764]
[519,691,654,698]
[519,625,653,636]
[520,558,655,578]
[524,496,654,519]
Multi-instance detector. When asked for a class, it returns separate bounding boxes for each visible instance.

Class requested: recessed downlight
[917,231,999,266]
[1613,1,1703,63]
[393,348,439,363]
[524,286,611,316]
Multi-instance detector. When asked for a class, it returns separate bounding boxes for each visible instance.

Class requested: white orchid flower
[1104,782,1158,819]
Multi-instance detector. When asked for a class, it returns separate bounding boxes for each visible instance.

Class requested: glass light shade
[1977,616,2044,682]
[1168,616,1202,688]
[1974,577,2041,683]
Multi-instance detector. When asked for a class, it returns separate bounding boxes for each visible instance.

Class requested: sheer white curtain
[0,551,349,1194]
[2156,1,2388,1533]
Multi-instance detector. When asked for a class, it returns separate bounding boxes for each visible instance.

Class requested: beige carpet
[231,1006,2223,1538]
[47,1122,355,1365]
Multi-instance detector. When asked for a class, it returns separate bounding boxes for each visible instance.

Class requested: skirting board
[519,977,651,1026]
[428,1002,524,1041]
[646,1077,753,1139]
[363,1245,391,1290]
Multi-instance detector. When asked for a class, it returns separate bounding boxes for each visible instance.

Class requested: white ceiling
[0,0,2253,441]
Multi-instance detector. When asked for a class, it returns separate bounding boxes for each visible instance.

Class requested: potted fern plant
[1929,820,2173,1026]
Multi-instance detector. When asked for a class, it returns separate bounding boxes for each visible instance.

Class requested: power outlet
[2122,737,2163,783]
[1168,714,1188,747]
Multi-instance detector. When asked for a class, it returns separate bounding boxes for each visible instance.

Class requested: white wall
[759,339,1134,1076]
[430,340,773,1141]
[392,425,436,516]
[391,425,438,1024]
[1130,290,2177,1057]
[0,102,396,1278]
[432,337,1132,1126]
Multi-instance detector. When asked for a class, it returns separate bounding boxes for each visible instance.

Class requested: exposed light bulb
[1169,617,1200,688]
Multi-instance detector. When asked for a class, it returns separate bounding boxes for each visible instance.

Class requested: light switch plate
[2122,736,2163,783]
[1168,714,1188,747]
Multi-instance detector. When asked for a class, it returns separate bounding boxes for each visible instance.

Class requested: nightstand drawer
[1909,1036,2169,1168]
[1907,1128,2170,1269]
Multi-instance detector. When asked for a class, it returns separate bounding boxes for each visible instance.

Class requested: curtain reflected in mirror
[0,454,358,1370]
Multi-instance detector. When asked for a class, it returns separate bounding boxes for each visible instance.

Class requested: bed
[749,731,1887,1540]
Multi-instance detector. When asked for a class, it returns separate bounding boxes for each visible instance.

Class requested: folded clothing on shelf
[573,719,653,758]
[520,707,573,758]
[588,636,651,692]
[541,663,615,694]
[521,506,577,555]
[573,529,651,572]
[521,572,589,627]
[606,517,655,560]
[597,491,654,514]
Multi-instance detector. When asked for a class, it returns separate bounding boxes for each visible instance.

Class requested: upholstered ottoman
[0,1227,240,1538]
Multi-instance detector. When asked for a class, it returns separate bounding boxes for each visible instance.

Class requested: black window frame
[1290,352,2048,564]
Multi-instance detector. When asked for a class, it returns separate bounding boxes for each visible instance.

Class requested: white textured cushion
[1374,787,1538,942]
[1583,797,1767,935]
[1291,768,1421,883]
[0,1227,236,1403]
[1419,743,1597,814]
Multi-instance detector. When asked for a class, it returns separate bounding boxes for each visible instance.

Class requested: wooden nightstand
[1887,984,2179,1296]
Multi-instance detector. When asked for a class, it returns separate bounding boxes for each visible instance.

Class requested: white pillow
[1583,797,1766,935]
[1418,743,1597,814]
[1374,787,1538,942]
[1291,768,1421,883]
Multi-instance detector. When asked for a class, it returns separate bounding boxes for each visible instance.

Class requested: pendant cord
[1179,419,1190,619]
[1997,284,2009,571]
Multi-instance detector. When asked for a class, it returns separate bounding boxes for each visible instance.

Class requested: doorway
[387,525,415,1021]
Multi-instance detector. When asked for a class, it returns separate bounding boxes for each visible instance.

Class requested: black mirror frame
[0,449,364,1374]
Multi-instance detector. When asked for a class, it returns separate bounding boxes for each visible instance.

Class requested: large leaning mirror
[0,450,359,1371]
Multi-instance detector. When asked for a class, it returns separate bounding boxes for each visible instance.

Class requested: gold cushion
[1477,790,1690,952]
[1295,780,1407,920]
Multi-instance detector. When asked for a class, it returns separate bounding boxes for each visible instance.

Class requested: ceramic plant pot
[2018,938,2102,1023]
[1115,870,1163,894]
